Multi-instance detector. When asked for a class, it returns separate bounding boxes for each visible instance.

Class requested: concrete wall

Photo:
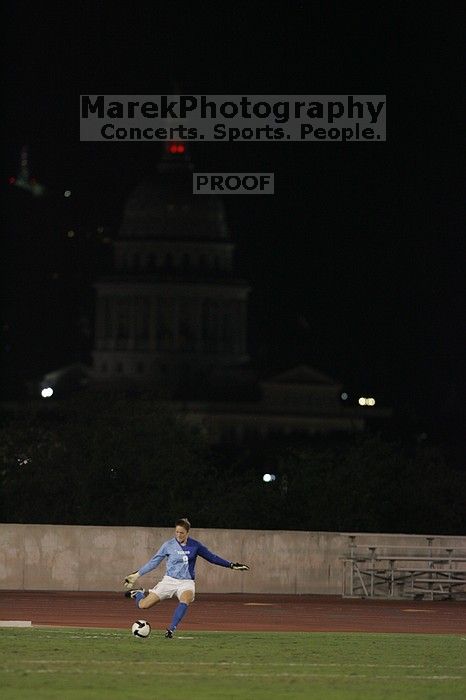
[1,523,464,594]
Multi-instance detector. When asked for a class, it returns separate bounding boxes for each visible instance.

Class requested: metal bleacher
[342,535,466,600]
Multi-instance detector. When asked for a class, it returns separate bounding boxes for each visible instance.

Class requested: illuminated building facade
[92,143,250,395]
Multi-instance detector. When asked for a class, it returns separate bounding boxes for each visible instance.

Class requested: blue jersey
[137,537,231,580]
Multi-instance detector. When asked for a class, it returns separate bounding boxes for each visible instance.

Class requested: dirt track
[2,592,466,634]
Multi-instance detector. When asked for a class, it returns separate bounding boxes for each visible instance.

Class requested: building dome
[118,177,230,241]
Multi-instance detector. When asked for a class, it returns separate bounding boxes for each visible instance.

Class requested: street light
[358,397,376,406]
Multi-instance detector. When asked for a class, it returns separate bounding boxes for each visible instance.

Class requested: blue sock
[169,602,188,631]
[134,591,145,607]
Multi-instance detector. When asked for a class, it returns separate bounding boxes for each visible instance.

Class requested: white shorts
[149,575,195,601]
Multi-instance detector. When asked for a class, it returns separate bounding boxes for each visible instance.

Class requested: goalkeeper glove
[230,562,250,571]
[123,571,140,590]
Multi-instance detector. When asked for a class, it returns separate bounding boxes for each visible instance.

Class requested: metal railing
[342,535,466,599]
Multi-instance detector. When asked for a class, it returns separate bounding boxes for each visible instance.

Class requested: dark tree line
[0,395,464,534]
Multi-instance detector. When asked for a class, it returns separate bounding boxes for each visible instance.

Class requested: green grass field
[1,627,465,700]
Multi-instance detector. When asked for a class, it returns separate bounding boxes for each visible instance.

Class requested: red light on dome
[168,143,185,154]
[8,176,16,184]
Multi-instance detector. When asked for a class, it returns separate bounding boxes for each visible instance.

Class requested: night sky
[2,4,464,458]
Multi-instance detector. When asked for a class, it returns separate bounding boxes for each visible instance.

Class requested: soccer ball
[131,620,151,638]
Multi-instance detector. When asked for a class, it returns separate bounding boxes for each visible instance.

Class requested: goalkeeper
[123,517,250,638]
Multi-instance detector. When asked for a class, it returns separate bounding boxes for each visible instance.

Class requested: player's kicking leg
[125,590,161,609]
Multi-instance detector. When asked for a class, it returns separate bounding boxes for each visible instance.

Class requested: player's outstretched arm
[123,571,140,590]
[230,562,250,571]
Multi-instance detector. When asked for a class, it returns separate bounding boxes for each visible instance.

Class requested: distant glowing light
[341,392,348,400]
[67,230,75,238]
[41,387,54,398]
[64,190,72,197]
[263,473,276,483]
[168,143,185,154]
[358,397,376,407]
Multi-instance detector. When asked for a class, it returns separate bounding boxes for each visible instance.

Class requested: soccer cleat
[164,628,174,639]
[124,588,146,599]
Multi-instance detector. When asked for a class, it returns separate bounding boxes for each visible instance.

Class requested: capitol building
[42,142,386,442]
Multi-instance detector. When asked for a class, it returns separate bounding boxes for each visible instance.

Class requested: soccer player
[123,517,250,638]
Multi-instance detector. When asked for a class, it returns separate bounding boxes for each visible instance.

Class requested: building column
[128,296,136,349]
[238,300,247,354]
[110,298,118,350]
[173,299,179,351]
[149,295,156,350]
[195,298,203,352]
[213,301,220,353]
[95,296,104,349]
